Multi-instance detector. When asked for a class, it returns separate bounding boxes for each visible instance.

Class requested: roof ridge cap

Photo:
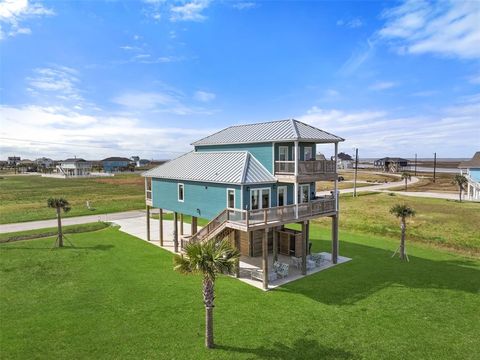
[241,152,250,184]
[290,118,300,139]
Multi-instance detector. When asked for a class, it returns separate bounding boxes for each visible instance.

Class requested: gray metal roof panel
[192,119,344,146]
[142,151,276,185]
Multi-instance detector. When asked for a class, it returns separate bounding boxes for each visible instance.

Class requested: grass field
[0,222,110,243]
[1,226,479,359]
[391,172,458,193]
[0,174,145,224]
[322,192,480,255]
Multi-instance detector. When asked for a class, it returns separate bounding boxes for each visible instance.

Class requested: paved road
[316,176,420,196]
[0,210,147,234]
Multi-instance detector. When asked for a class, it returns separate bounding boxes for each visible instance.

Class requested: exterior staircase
[183,209,233,249]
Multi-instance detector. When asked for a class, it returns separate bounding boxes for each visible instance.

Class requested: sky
[0,0,479,160]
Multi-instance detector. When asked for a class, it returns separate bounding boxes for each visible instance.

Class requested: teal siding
[195,143,274,173]
[470,168,480,182]
[103,160,130,172]
[152,179,241,220]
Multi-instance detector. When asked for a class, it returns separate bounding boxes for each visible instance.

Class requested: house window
[178,183,184,202]
[227,189,235,208]
[304,146,313,161]
[277,186,287,207]
[250,188,270,210]
[298,184,310,203]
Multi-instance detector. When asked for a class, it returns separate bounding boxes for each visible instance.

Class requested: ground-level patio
[111,216,351,290]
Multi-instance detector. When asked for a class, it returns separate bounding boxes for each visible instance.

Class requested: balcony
[274,160,336,182]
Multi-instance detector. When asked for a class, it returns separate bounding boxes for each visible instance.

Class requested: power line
[0,137,185,154]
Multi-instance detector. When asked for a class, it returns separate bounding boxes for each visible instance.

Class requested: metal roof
[142,151,277,185]
[192,119,344,146]
[459,151,480,168]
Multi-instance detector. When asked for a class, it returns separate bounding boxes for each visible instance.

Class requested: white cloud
[0,104,212,159]
[379,0,480,59]
[337,18,363,28]
[297,95,480,157]
[112,91,216,115]
[369,81,397,91]
[233,2,256,10]
[0,0,54,39]
[194,90,215,102]
[170,0,210,22]
[27,66,84,104]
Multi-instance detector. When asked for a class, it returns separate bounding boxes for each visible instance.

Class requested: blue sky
[0,0,479,160]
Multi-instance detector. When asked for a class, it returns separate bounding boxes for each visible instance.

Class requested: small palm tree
[390,204,416,261]
[400,172,411,191]
[174,238,240,349]
[452,174,468,202]
[47,198,71,247]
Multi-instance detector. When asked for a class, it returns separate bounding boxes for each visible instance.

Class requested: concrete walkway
[0,210,146,234]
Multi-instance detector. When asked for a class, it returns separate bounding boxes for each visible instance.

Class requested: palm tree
[174,238,240,349]
[390,204,416,261]
[400,172,411,191]
[452,174,468,202]
[47,198,71,247]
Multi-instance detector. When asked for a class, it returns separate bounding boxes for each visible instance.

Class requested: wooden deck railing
[274,160,336,175]
[186,197,336,247]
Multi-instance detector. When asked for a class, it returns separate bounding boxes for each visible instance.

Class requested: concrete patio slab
[112,216,352,291]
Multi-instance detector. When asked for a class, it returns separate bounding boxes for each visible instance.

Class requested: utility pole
[414,153,417,176]
[433,152,437,183]
[353,148,359,197]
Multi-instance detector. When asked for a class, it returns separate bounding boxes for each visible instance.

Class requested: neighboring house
[35,157,54,169]
[57,158,92,177]
[7,156,20,166]
[101,157,132,173]
[374,157,409,173]
[131,156,151,167]
[143,119,344,289]
[332,152,353,170]
[459,151,480,201]
[17,159,36,173]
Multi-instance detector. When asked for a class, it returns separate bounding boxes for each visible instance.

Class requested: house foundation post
[146,205,151,241]
[273,227,278,262]
[306,220,310,255]
[173,212,179,252]
[262,228,269,290]
[301,221,307,275]
[180,214,184,236]
[332,214,339,264]
[159,208,163,246]
[235,230,240,278]
[191,216,198,235]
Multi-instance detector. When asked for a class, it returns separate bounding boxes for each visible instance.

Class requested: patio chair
[291,256,302,269]
[309,253,327,267]
[251,269,277,282]
[275,263,289,278]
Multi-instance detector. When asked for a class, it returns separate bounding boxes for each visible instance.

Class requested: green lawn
[326,192,480,255]
[1,226,479,359]
[0,174,145,224]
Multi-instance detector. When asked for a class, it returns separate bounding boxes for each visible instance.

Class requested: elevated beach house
[143,119,344,289]
[459,151,480,201]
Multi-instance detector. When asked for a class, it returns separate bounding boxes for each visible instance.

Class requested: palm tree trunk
[203,277,215,348]
[405,178,407,191]
[57,207,63,247]
[459,188,462,202]
[400,218,406,260]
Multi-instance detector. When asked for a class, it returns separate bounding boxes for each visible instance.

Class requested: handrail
[275,160,336,175]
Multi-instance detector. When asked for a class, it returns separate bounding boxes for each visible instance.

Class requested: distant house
[459,152,480,201]
[333,152,353,170]
[374,157,409,173]
[7,156,20,166]
[17,159,36,173]
[101,157,132,173]
[57,158,92,177]
[35,157,54,169]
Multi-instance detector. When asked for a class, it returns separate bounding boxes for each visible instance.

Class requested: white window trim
[178,183,185,202]
[298,184,310,203]
[250,187,271,210]
[279,145,289,161]
[226,188,236,209]
[277,186,287,207]
[304,146,313,161]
